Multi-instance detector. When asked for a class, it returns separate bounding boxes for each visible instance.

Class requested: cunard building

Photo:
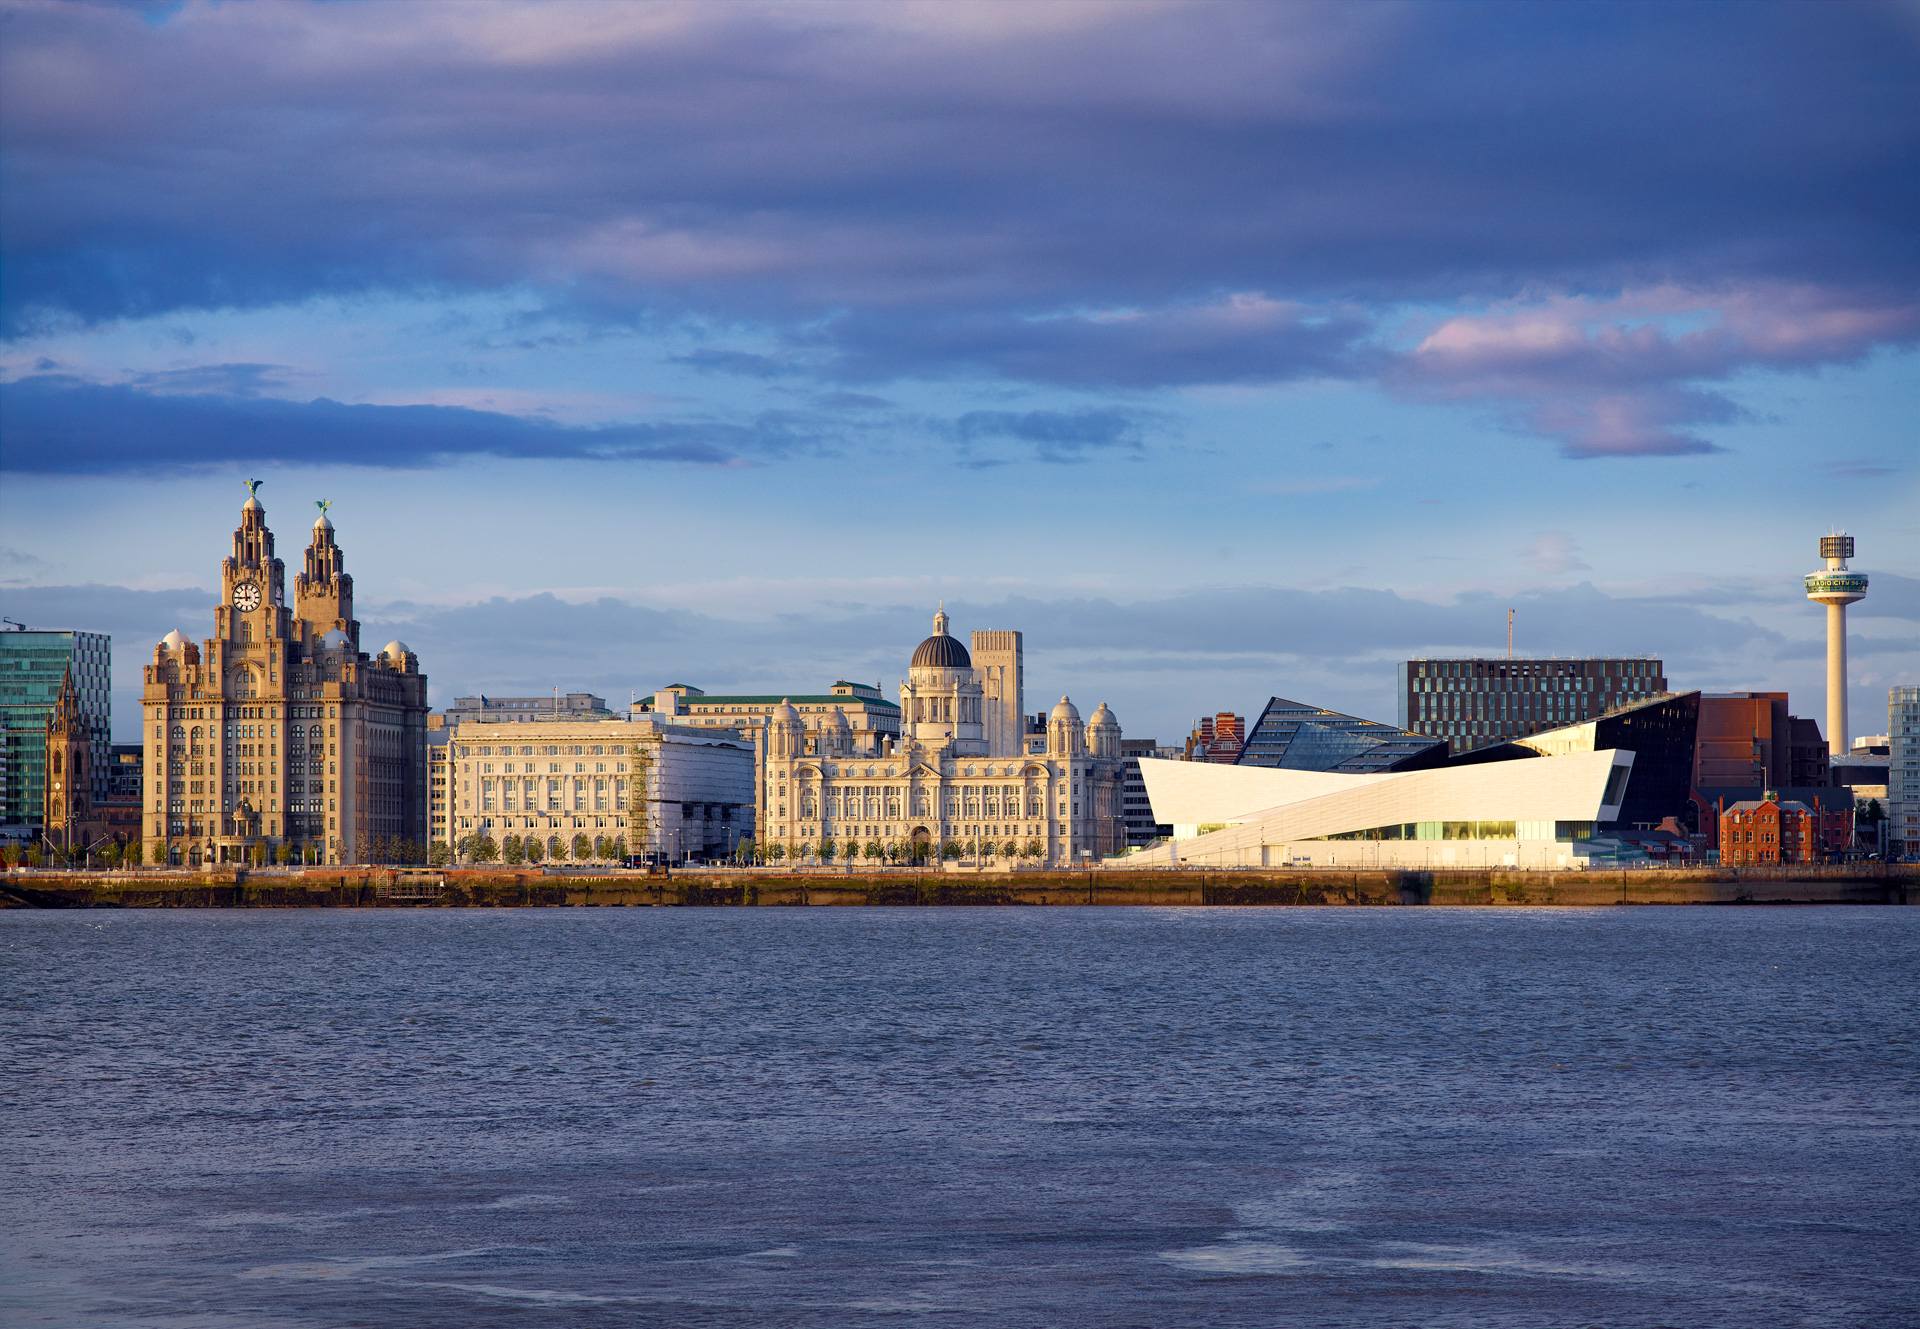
[142,485,429,865]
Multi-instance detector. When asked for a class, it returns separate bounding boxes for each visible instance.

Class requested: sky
[1,0,1916,745]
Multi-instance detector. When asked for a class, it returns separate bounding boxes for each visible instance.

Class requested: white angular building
[1116,748,1635,869]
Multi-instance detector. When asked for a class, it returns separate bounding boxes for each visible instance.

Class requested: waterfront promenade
[3,863,1912,909]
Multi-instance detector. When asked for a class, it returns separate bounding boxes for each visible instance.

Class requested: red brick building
[1718,797,1817,866]
[1185,712,1245,763]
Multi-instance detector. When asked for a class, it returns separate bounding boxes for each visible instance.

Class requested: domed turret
[1086,701,1120,759]
[769,698,805,758]
[911,604,971,670]
[1048,696,1085,757]
[822,706,852,755]
[160,628,188,653]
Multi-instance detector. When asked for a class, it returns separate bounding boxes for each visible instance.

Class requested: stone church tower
[43,667,91,851]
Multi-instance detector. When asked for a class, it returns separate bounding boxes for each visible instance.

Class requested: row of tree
[729,836,1048,866]
[441,833,630,866]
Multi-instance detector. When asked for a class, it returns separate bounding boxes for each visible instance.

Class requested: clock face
[233,580,261,612]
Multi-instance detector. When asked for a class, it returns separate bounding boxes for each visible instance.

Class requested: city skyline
[2,2,1916,743]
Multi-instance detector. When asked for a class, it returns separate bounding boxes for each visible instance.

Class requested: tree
[276,842,294,866]
[941,839,962,861]
[964,836,979,861]
[768,842,787,863]
[1024,838,1044,861]
[0,844,14,870]
[428,840,451,868]
[502,834,525,865]
[1002,839,1019,861]
[864,839,882,863]
[523,836,543,864]
[249,842,267,867]
[610,836,627,861]
[472,834,500,863]
[572,833,593,861]
[841,838,859,864]
[594,834,613,860]
[547,835,565,861]
[734,837,756,865]
[819,837,836,863]
[795,839,815,864]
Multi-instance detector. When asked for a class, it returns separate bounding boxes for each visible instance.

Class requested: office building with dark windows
[1236,696,1447,774]
[1398,656,1666,754]
[0,627,112,841]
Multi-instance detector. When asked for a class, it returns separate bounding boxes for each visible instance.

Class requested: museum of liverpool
[1117,748,1636,869]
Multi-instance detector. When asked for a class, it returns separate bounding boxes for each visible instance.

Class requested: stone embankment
[1,864,1912,908]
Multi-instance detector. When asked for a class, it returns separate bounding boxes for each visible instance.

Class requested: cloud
[0,373,829,473]
[670,348,802,379]
[128,362,295,397]
[5,2,1914,381]
[951,407,1149,463]
[1390,284,1920,457]
[825,295,1378,388]
[1521,533,1590,577]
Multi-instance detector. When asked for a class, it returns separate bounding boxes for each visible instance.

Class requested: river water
[1,907,1914,1328]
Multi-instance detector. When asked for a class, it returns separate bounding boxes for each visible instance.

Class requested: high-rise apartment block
[0,627,111,839]
[142,489,430,865]
[1891,686,1920,859]
[1398,657,1666,754]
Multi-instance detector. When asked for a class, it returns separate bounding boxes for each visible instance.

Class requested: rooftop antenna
[1506,608,1514,660]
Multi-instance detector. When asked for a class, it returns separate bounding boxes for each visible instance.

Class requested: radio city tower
[1804,533,1869,757]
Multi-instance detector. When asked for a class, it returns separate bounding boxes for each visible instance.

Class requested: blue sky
[1,0,1915,743]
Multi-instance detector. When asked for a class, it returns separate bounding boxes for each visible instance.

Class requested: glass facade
[1315,820,1594,842]
[0,630,112,833]
[1236,696,1447,774]
[1398,657,1667,754]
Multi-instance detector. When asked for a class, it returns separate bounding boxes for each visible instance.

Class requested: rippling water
[2,907,1915,1327]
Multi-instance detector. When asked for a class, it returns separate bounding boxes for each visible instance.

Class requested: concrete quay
[1,864,1913,909]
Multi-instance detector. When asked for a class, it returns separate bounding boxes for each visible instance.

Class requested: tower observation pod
[1804,533,1868,757]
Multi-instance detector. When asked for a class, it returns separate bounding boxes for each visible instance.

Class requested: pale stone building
[756,608,1127,865]
[142,488,429,864]
[439,716,754,863]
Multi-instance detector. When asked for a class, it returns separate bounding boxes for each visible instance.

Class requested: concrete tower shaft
[1804,533,1868,758]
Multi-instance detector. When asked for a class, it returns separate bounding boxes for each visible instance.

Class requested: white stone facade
[440,716,753,862]
[754,609,1127,866]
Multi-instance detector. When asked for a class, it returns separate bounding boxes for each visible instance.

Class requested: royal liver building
[142,485,429,865]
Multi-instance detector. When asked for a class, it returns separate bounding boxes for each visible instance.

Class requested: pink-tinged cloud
[1392,284,1920,457]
